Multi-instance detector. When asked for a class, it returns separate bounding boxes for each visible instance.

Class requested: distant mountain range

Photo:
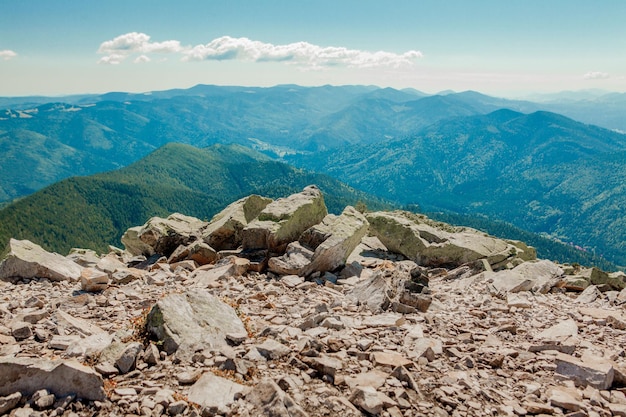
[1,84,625,267]
[288,109,626,265]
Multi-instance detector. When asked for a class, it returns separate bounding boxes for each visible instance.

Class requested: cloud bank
[0,50,17,60]
[584,71,610,80]
[97,33,422,69]
[97,32,183,64]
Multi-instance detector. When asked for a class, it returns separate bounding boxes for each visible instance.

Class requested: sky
[1,0,625,97]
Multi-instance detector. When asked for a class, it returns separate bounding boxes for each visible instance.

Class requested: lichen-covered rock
[0,239,83,282]
[366,211,529,268]
[242,186,328,253]
[146,289,246,360]
[137,213,208,257]
[202,195,273,251]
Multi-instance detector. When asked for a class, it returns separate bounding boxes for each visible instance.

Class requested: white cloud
[0,50,17,60]
[134,55,151,64]
[97,33,422,69]
[97,32,183,64]
[584,71,610,80]
[182,36,422,68]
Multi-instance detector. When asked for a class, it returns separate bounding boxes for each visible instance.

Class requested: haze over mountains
[1,84,625,267]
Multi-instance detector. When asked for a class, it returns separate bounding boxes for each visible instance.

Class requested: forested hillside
[0,143,391,254]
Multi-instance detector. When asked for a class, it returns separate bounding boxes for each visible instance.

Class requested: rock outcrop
[366,211,533,269]
[0,185,625,417]
[242,185,328,253]
[0,239,83,282]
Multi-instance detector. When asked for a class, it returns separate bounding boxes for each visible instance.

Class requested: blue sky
[1,0,624,97]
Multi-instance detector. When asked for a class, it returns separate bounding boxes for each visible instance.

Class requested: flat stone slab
[188,372,245,412]
[0,357,105,401]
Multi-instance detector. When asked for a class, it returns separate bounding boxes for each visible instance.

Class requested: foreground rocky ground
[1,186,626,417]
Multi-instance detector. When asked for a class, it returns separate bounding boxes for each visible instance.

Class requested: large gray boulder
[137,213,208,257]
[242,186,328,253]
[366,211,530,268]
[146,289,246,360]
[0,357,105,401]
[487,259,564,295]
[0,239,83,282]
[202,195,273,251]
[302,206,369,275]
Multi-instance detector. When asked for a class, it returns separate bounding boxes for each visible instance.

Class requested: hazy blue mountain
[288,109,626,266]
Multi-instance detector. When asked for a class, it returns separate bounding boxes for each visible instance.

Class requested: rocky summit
[1,186,626,417]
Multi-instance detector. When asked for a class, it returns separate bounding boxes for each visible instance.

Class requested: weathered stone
[121,225,156,256]
[579,267,622,289]
[0,357,105,401]
[96,253,126,276]
[346,270,392,312]
[576,285,602,303]
[146,289,246,360]
[555,352,614,389]
[0,239,82,282]
[549,386,584,412]
[168,400,189,416]
[191,257,250,287]
[256,339,291,360]
[32,389,55,410]
[349,385,396,415]
[366,211,524,268]
[268,242,313,275]
[80,267,109,292]
[55,309,105,337]
[488,260,563,295]
[242,186,328,253]
[66,332,113,360]
[186,241,218,265]
[300,206,369,275]
[202,195,273,251]
[307,354,343,378]
[67,248,100,267]
[559,276,591,291]
[535,319,578,342]
[138,213,208,256]
[345,369,388,389]
[371,351,413,368]
[246,380,308,417]
[187,372,245,412]
[11,321,32,340]
[0,392,21,415]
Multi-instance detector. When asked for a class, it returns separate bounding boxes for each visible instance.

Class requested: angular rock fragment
[301,206,369,275]
[0,239,82,282]
[246,380,308,417]
[268,242,314,276]
[187,372,245,413]
[488,259,563,295]
[80,267,109,292]
[202,194,273,251]
[0,357,105,401]
[242,186,328,253]
[555,353,614,390]
[146,289,246,360]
